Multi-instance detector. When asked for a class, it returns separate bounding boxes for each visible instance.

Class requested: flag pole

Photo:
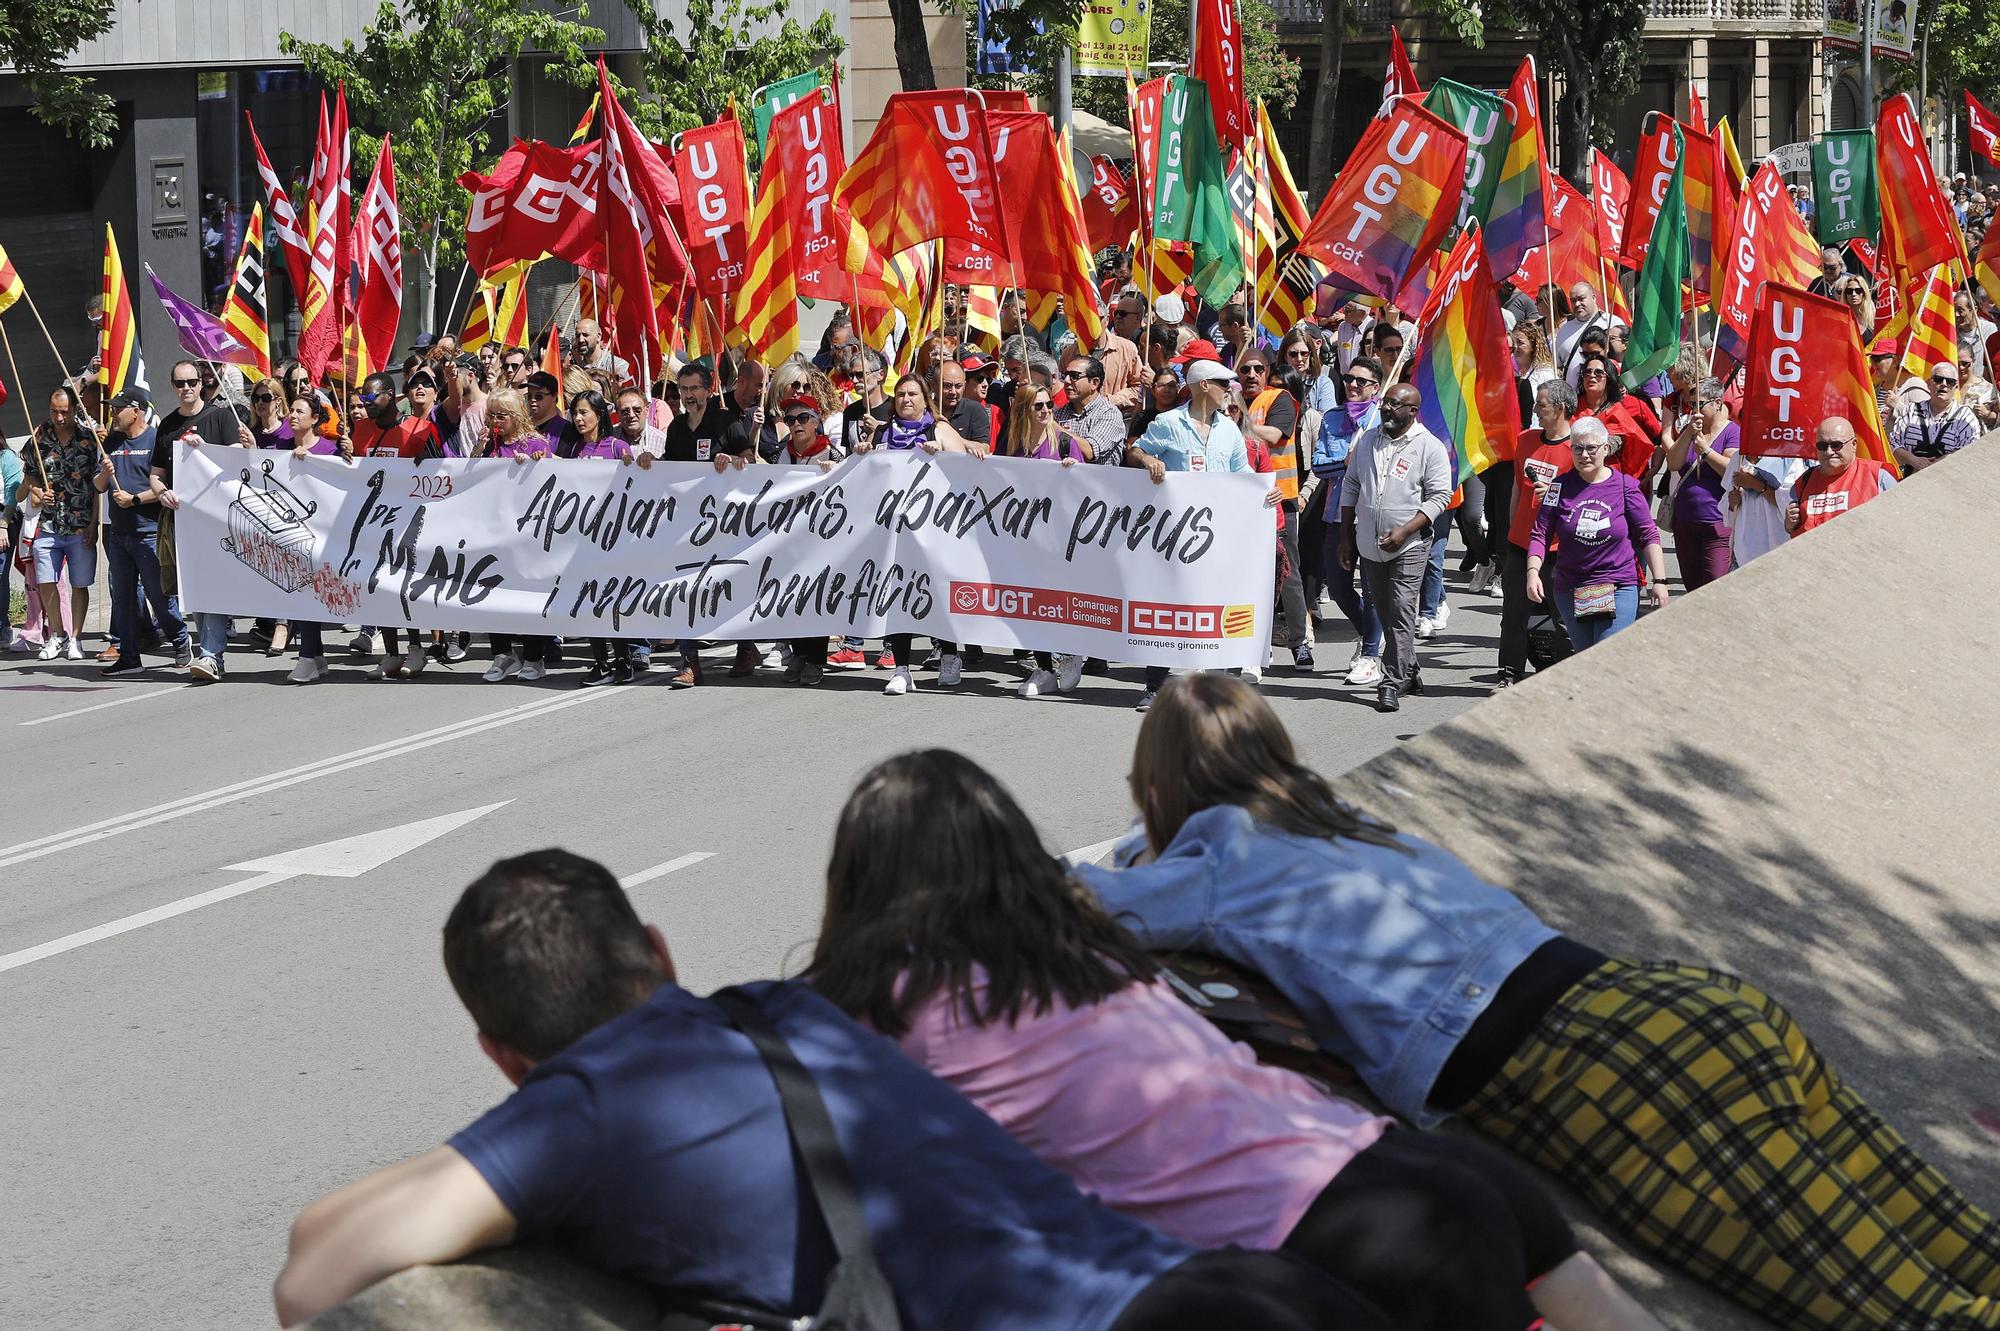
[1542,244,1559,354]
[441,261,472,339]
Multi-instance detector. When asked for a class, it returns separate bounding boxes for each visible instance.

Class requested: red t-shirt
[1791,459,1889,535]
[354,416,442,459]
[1508,428,1574,550]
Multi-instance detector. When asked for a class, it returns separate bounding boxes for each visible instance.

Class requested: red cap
[959,353,996,373]
[1869,336,1897,356]
[1171,338,1222,365]
[778,393,822,417]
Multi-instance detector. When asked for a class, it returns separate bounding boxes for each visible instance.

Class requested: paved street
[1,571,1507,1330]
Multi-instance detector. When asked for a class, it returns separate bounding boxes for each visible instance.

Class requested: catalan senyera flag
[1412,225,1520,482]
[460,284,496,352]
[733,94,804,366]
[1976,218,2000,309]
[1484,57,1551,282]
[220,203,270,380]
[1717,162,1820,348]
[1249,100,1322,339]
[1900,264,1959,380]
[1138,242,1194,306]
[100,225,140,397]
[460,265,531,353]
[1297,97,1466,302]
[0,242,26,315]
[964,285,1003,352]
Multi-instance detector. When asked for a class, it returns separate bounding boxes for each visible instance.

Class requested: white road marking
[1061,837,1124,867]
[0,690,617,872]
[621,852,716,890]
[0,803,510,975]
[17,684,188,727]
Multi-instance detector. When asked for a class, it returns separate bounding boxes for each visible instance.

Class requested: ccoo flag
[1483,57,1551,281]
[1412,224,1521,482]
[1740,282,1890,464]
[1296,97,1466,302]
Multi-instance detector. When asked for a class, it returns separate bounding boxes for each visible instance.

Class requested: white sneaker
[64,636,82,661]
[189,654,221,683]
[289,657,323,684]
[1347,655,1384,686]
[883,666,912,696]
[1485,572,1504,598]
[401,647,427,677]
[173,639,194,669]
[1414,615,1435,641]
[938,653,963,687]
[1431,601,1452,633]
[1055,653,1085,693]
[1240,666,1262,686]
[350,631,376,655]
[518,660,546,682]
[483,653,520,682]
[762,647,786,669]
[1467,563,1494,595]
[37,637,62,660]
[1019,669,1056,698]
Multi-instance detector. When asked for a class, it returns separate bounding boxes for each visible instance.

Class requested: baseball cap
[109,387,151,414]
[1171,337,1222,365]
[778,393,822,418]
[405,367,438,389]
[1154,293,1187,325]
[1869,336,1897,357]
[412,331,440,352]
[959,353,996,373]
[1183,359,1232,387]
[523,370,561,395]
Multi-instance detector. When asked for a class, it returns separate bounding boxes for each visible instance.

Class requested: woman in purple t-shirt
[808,749,1664,1331]
[1525,416,1668,651]
[1663,377,1740,592]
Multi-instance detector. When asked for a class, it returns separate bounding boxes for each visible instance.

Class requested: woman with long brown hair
[1077,673,2000,1331]
[809,748,1658,1331]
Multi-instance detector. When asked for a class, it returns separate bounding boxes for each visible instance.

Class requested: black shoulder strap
[711,988,902,1331]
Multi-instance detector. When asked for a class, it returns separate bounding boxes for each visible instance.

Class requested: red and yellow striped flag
[100,224,140,396]
[1900,264,1958,380]
[964,286,1003,352]
[1976,220,2000,310]
[460,285,495,351]
[0,242,26,315]
[221,203,271,381]
[733,138,800,365]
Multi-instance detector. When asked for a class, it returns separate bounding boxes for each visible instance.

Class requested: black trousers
[885,633,955,664]
[1498,541,1532,678]
[489,634,550,663]
[789,636,828,666]
[1281,1128,1576,1331]
[1109,1249,1393,1331]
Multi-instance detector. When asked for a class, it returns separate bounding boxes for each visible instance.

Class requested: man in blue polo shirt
[95,388,188,674]
[273,850,1386,1331]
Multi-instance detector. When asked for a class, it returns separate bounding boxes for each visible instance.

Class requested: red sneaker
[874,650,896,670]
[827,648,866,670]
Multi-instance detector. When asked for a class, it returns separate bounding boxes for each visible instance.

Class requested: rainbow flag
[1411,225,1521,482]
[100,224,141,396]
[1483,58,1550,281]
[1679,121,1717,298]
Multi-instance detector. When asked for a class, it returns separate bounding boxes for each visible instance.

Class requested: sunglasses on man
[1340,374,1377,388]
[171,377,202,389]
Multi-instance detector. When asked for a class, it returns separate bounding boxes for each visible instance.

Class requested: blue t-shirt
[104,426,161,535]
[450,980,1188,1331]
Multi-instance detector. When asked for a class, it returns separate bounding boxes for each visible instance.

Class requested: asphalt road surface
[1,574,1508,1330]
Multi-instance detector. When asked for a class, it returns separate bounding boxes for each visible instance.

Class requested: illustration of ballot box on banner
[223,460,320,593]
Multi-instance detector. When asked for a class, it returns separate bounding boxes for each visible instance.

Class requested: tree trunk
[887,0,937,91]
[1555,31,1592,188]
[1306,0,1348,204]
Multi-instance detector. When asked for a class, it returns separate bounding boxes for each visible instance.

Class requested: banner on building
[173,448,1276,669]
[1077,0,1150,78]
[1823,0,1916,63]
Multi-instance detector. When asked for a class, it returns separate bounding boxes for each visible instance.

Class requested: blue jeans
[1553,584,1638,651]
[1420,517,1451,619]
[194,612,231,665]
[1317,464,1382,658]
[106,527,186,655]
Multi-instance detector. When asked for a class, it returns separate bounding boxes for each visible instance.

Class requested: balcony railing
[1271,0,1818,26]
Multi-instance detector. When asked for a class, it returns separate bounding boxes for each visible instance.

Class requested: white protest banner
[172,446,1276,669]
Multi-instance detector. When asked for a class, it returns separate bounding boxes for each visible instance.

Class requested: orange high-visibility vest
[1248,387,1299,502]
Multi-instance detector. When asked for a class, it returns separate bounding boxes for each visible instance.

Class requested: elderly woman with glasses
[1525,416,1668,652]
[1662,376,1739,592]
[1889,359,1982,473]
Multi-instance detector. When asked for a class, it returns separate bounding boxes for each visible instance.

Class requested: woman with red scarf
[1575,352,1661,481]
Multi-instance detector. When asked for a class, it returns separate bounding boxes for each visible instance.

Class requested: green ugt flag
[1152,75,1244,307]
[1623,126,1688,392]
[1810,129,1879,247]
[753,70,825,154]
[1423,79,1507,231]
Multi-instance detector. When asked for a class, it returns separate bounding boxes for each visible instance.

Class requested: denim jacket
[1074,805,1556,1127]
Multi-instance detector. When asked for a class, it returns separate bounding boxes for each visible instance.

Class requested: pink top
[897,971,1392,1249]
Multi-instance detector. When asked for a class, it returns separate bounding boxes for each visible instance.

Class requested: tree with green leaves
[961,0,1300,130]
[3,0,120,146]
[281,0,613,328]
[624,0,844,160]
[1487,0,1648,183]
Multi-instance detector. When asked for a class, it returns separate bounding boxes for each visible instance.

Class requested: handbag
[691,989,905,1331]
[1571,580,1618,618]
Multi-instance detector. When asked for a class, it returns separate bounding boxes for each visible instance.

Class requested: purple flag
[144,262,256,367]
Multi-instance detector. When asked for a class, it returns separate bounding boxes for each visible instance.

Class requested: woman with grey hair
[1661,375,1739,591]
